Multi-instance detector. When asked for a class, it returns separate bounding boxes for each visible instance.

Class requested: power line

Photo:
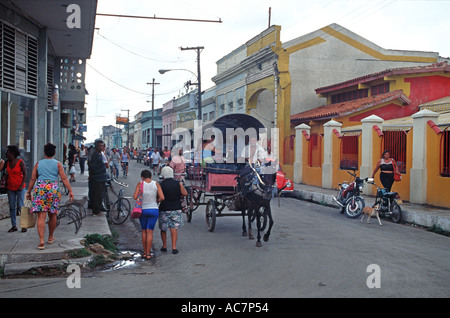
[87,62,187,96]
[96,12,222,24]
[95,32,189,63]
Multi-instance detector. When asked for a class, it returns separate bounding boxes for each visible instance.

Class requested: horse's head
[237,162,276,202]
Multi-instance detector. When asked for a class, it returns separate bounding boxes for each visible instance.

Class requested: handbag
[0,170,7,194]
[394,172,402,182]
[20,199,36,228]
[0,161,8,194]
[131,181,143,219]
[69,165,76,174]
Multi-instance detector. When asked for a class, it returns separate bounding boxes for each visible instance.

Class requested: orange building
[291,62,450,207]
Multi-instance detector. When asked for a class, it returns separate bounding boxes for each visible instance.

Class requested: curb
[288,189,450,232]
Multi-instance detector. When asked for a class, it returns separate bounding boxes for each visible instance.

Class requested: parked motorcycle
[367,180,402,223]
[333,169,369,218]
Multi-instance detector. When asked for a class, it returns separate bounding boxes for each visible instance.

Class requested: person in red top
[0,145,27,232]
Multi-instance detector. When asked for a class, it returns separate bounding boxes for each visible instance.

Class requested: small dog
[360,204,382,226]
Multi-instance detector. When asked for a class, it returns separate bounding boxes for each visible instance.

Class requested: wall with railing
[293,109,450,208]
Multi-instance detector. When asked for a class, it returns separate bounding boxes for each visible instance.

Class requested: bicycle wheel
[101,190,110,211]
[110,198,131,224]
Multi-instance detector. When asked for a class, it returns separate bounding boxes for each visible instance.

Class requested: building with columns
[292,62,450,208]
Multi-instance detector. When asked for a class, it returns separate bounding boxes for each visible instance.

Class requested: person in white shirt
[240,137,267,165]
[151,150,161,175]
[109,148,121,178]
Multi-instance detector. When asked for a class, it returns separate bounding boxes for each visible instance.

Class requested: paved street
[0,161,449,299]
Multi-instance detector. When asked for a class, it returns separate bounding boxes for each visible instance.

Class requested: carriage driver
[240,137,268,165]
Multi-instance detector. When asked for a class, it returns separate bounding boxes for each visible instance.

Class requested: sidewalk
[0,170,111,275]
[288,182,450,232]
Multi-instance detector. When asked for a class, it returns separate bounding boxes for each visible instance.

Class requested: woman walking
[159,166,187,254]
[372,150,400,192]
[68,143,77,182]
[26,143,74,250]
[133,169,164,260]
[0,145,27,233]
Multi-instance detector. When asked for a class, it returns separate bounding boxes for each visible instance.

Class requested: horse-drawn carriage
[183,114,277,246]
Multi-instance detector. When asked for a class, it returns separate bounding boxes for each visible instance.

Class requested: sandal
[47,238,55,244]
[160,247,167,252]
[8,226,18,233]
[21,228,27,233]
[38,243,45,250]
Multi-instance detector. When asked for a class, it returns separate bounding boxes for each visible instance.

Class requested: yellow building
[213,23,447,179]
[291,62,450,207]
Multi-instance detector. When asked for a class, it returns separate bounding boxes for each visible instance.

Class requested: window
[383,130,408,174]
[371,83,389,96]
[331,89,368,104]
[228,102,234,113]
[0,21,38,96]
[340,135,359,170]
[440,128,450,177]
[237,98,244,110]
[308,133,322,167]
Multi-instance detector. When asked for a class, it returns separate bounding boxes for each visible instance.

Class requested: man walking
[88,139,107,215]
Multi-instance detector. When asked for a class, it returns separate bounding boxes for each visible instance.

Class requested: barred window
[383,130,408,174]
[440,128,450,177]
[308,133,322,167]
[340,135,359,170]
[331,89,368,104]
[371,83,389,96]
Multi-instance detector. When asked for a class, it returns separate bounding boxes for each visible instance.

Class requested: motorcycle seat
[384,191,398,198]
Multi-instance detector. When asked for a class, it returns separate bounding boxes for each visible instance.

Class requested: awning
[203,113,265,136]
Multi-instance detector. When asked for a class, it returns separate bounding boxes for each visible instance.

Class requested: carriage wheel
[205,199,216,232]
[185,186,193,222]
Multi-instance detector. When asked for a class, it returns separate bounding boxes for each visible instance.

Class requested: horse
[234,162,276,247]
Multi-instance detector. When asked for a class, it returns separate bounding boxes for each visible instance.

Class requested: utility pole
[121,109,130,148]
[147,78,160,148]
[180,46,204,121]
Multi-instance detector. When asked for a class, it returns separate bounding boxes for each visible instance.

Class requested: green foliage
[83,233,118,252]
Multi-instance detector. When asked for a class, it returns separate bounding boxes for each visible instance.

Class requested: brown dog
[360,204,382,226]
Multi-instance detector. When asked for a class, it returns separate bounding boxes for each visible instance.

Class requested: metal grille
[382,130,408,174]
[2,22,16,90]
[27,37,38,96]
[440,128,450,177]
[340,135,359,170]
[308,133,322,167]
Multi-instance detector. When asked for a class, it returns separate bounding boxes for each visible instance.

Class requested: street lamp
[158,68,197,78]
[158,46,203,121]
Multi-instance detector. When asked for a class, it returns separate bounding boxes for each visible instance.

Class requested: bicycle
[102,177,131,224]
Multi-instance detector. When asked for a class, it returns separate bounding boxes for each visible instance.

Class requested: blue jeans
[7,188,25,227]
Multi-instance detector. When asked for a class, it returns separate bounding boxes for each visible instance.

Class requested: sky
[84,0,450,143]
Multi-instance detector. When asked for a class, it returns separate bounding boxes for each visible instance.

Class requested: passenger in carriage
[201,136,216,166]
[240,137,267,165]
